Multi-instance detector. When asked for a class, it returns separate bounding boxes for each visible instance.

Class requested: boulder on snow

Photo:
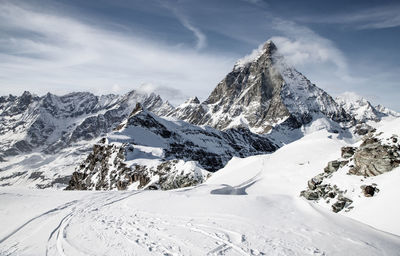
[324,160,341,173]
[307,174,324,190]
[341,147,355,159]
[300,190,320,200]
[332,197,353,213]
[361,185,378,197]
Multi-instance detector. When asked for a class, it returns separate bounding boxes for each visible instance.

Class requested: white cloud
[347,5,400,29]
[271,19,347,71]
[0,2,230,105]
[137,83,187,105]
[111,84,122,94]
[264,19,372,99]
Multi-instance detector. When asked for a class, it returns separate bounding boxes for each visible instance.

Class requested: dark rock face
[354,123,376,136]
[124,109,276,172]
[301,159,355,212]
[341,147,355,159]
[332,197,353,213]
[66,144,131,190]
[168,40,352,134]
[307,174,323,190]
[66,144,210,191]
[300,190,320,200]
[324,160,341,173]
[361,185,377,197]
[301,169,353,213]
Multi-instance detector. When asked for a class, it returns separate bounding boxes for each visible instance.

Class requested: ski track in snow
[1,188,399,256]
[0,190,337,256]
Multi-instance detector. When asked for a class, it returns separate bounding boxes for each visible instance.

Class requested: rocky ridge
[66,104,277,190]
[335,92,399,123]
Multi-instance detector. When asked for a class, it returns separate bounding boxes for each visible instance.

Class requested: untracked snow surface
[1,129,400,255]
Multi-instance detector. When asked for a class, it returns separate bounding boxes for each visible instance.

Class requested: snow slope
[1,185,400,255]
[1,122,400,255]
[209,118,400,236]
[307,117,400,235]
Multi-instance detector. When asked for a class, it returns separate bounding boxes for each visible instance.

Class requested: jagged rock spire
[262,40,277,55]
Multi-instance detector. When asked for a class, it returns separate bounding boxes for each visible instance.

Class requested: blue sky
[0,0,399,110]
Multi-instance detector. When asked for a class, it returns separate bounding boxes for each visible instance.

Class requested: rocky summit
[168,40,352,134]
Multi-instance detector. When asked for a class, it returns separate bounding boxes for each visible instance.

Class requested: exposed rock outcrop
[301,128,398,212]
[349,135,400,176]
[301,160,352,212]
[66,142,210,191]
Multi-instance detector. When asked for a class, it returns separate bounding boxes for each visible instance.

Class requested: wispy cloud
[297,4,400,30]
[0,2,231,104]
[136,83,188,105]
[271,19,348,73]
[345,5,400,29]
[176,14,207,50]
[163,4,207,50]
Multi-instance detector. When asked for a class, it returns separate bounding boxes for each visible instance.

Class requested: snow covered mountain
[335,92,399,122]
[0,38,400,255]
[0,90,173,155]
[0,90,173,188]
[168,41,352,134]
[2,117,399,255]
[67,104,276,190]
[375,104,400,118]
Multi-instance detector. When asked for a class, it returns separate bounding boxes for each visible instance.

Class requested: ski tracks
[1,191,328,255]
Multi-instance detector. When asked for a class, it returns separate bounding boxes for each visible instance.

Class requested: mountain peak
[234,39,279,70]
[169,38,351,134]
[185,97,200,104]
[129,103,143,117]
[262,40,277,55]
